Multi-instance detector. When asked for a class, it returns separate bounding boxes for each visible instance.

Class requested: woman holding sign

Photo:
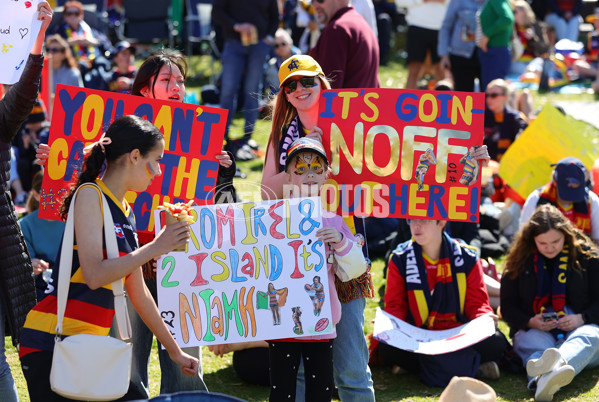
[501,204,599,401]
[0,2,52,401]
[35,49,236,396]
[261,55,376,401]
[19,115,199,401]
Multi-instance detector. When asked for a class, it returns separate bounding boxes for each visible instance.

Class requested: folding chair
[121,0,174,46]
[185,0,220,82]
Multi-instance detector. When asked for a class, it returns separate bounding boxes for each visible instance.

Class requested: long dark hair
[504,204,598,278]
[131,49,188,98]
[59,115,163,219]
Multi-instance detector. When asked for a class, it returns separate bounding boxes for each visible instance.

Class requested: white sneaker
[535,364,575,401]
[527,348,562,377]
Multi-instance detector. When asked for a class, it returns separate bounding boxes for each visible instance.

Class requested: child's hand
[316,227,342,244]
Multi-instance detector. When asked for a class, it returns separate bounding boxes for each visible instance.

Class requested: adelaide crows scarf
[397,232,476,329]
[532,246,568,318]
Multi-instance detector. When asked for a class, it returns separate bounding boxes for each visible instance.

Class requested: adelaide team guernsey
[19,180,138,358]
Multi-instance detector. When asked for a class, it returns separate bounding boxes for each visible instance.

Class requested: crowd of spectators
[4,0,599,401]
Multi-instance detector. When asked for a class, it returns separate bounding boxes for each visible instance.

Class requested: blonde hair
[486,78,510,95]
[513,0,536,27]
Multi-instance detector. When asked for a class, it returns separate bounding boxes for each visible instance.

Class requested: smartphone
[542,312,558,322]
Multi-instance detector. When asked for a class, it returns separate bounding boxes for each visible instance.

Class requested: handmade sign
[373,308,496,355]
[39,84,227,234]
[155,197,333,347]
[499,105,599,199]
[318,89,485,222]
[0,0,42,84]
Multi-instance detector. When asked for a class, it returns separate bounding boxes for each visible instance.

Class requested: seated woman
[45,34,84,92]
[510,0,549,77]
[501,204,599,401]
[378,218,509,387]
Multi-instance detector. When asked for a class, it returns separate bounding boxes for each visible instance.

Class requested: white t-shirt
[520,189,599,241]
[394,0,448,30]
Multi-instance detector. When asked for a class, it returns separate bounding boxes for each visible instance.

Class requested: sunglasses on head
[486,92,505,98]
[283,76,317,94]
[47,47,65,53]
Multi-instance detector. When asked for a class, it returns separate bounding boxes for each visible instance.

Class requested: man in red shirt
[309,0,380,89]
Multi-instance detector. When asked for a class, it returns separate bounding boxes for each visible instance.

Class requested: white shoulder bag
[50,183,133,401]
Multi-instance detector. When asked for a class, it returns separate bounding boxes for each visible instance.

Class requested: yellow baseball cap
[279,55,324,87]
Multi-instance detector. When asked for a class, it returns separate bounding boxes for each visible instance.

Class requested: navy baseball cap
[552,157,588,202]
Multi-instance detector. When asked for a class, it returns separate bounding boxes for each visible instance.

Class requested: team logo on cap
[566,178,580,188]
[288,59,300,71]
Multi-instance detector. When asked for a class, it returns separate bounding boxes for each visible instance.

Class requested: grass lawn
[6,53,599,401]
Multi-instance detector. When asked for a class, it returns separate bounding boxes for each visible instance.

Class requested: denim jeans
[514,313,599,378]
[296,297,375,402]
[127,278,206,396]
[0,301,18,402]
[544,13,581,42]
[477,46,511,92]
[219,39,270,138]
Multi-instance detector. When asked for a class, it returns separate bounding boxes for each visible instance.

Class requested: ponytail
[59,115,163,220]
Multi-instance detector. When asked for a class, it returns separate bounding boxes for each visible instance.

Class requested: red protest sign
[39,85,227,234]
[319,89,485,222]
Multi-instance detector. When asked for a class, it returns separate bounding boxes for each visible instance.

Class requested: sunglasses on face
[486,92,505,98]
[314,0,325,3]
[273,42,287,49]
[64,10,81,16]
[283,76,317,94]
[47,47,65,53]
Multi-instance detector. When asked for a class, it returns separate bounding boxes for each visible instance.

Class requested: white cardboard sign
[155,197,334,347]
[0,0,42,84]
[373,308,496,355]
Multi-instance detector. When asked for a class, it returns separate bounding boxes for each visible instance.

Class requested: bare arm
[75,186,190,290]
[126,269,198,375]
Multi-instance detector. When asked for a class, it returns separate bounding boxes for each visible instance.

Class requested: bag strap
[55,182,132,342]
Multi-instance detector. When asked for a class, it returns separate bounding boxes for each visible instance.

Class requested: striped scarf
[399,233,473,329]
[532,247,568,318]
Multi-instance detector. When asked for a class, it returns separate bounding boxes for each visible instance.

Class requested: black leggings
[268,340,334,402]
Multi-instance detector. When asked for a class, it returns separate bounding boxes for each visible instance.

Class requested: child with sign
[19,115,199,401]
[269,137,368,401]
[262,55,375,400]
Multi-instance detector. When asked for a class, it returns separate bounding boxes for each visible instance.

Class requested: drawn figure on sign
[459,146,484,186]
[306,276,325,316]
[2,44,12,53]
[268,283,283,325]
[415,148,437,191]
[291,307,303,335]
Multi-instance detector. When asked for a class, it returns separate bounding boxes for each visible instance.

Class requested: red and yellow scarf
[532,246,568,318]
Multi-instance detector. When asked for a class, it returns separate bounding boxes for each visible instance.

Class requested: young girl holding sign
[269,137,367,401]
[261,54,376,401]
[19,115,199,401]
